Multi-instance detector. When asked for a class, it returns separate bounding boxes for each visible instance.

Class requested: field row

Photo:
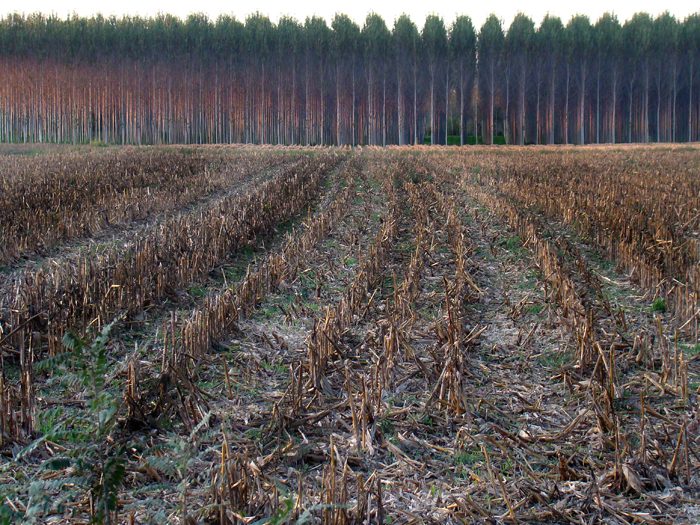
[0,148,301,266]
[465,148,700,327]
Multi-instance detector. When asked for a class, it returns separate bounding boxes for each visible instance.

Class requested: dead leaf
[622,463,644,494]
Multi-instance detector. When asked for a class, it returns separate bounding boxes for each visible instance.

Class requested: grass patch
[498,235,522,253]
[539,350,570,370]
[527,303,543,315]
[681,343,700,357]
[454,449,484,466]
[189,285,207,298]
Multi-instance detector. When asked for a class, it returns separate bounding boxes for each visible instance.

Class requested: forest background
[1,10,699,146]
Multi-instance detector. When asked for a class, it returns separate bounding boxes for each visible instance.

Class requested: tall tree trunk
[398,69,404,146]
[519,72,525,146]
[413,58,418,145]
[445,66,449,145]
[352,65,356,145]
[565,64,570,145]
[278,66,282,144]
[596,68,600,143]
[474,71,479,145]
[368,68,372,145]
[656,68,661,143]
[579,63,585,145]
[612,66,617,144]
[536,68,541,145]
[504,72,510,144]
[460,76,464,146]
[336,62,341,146]
[244,75,249,144]
[628,78,634,143]
[489,69,494,145]
[671,61,677,142]
[261,63,265,145]
[430,72,435,145]
[689,59,694,142]
[549,68,555,144]
[644,63,650,143]
[292,61,296,144]
[320,58,325,146]
[382,71,386,147]
[305,62,310,146]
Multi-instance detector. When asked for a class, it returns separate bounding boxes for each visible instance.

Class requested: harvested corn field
[1,144,699,524]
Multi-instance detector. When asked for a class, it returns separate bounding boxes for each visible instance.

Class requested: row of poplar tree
[1,11,699,145]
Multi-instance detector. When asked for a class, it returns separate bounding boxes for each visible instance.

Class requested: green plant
[454,449,483,466]
[500,458,513,475]
[539,351,569,370]
[380,419,395,435]
[683,344,700,356]
[527,304,543,315]
[651,298,667,313]
[505,236,522,251]
[176,414,212,523]
[18,318,127,524]
[0,505,19,525]
[246,427,263,440]
[189,284,208,298]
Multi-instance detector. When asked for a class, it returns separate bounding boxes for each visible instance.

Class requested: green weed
[652,298,667,313]
[18,318,127,524]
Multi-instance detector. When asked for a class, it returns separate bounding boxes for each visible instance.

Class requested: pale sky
[8,0,699,29]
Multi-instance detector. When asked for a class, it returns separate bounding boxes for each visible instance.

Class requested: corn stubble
[1,145,699,524]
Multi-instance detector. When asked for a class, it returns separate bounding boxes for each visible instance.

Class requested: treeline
[1,10,699,145]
